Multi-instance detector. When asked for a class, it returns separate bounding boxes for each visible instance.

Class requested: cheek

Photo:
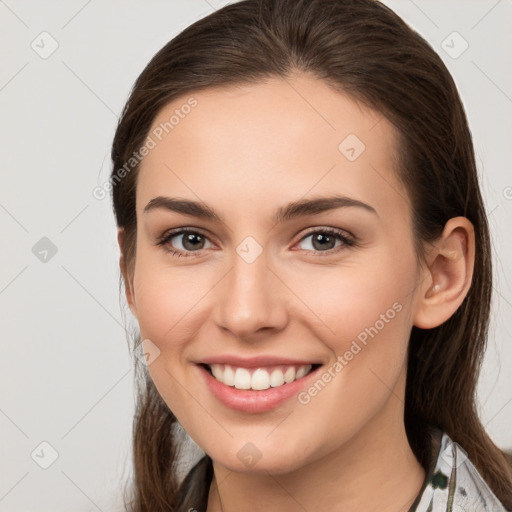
[130,256,211,413]
[290,249,416,410]
[132,249,213,343]
[298,249,416,347]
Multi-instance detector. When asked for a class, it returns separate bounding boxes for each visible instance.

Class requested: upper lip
[197,355,323,368]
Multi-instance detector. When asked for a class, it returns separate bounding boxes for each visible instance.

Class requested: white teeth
[295,366,309,379]
[251,368,270,390]
[234,368,251,389]
[284,366,295,383]
[269,368,284,387]
[208,363,313,390]
[211,364,224,382]
[223,365,235,386]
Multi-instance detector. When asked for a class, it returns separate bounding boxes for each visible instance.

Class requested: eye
[156,228,214,257]
[295,227,354,255]
[156,226,355,258]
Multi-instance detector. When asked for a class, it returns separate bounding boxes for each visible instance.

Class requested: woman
[110,0,512,510]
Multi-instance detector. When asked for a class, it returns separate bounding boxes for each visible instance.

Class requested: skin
[119,73,475,511]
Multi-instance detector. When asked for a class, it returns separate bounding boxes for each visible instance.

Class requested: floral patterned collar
[409,428,507,511]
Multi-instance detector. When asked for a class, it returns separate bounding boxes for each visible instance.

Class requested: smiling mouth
[199,363,322,391]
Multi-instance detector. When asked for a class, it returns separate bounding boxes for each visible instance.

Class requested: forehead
[136,74,409,223]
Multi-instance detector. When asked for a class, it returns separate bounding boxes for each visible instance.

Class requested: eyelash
[155,226,356,258]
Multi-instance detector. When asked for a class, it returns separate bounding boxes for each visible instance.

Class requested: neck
[206,380,425,511]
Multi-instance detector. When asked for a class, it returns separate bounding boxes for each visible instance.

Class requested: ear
[117,227,138,319]
[413,217,475,329]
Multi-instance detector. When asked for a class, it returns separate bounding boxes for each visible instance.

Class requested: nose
[213,248,288,341]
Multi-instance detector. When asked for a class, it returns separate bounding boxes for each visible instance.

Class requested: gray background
[1,0,511,510]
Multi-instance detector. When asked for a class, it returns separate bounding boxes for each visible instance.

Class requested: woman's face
[126,74,425,473]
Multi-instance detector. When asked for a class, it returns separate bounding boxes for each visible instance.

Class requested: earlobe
[413,217,475,329]
[117,227,138,318]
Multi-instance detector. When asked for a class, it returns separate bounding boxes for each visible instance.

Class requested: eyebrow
[143,194,378,223]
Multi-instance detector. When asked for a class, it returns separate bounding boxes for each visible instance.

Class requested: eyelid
[156,225,356,257]
[155,227,216,253]
[156,226,209,240]
[292,226,355,254]
[296,225,354,243]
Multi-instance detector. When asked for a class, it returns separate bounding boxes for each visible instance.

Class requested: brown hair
[110,0,512,509]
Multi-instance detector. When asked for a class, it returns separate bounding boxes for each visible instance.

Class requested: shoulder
[412,430,508,511]
[175,454,213,512]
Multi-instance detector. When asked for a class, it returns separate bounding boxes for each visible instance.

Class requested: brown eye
[177,232,206,251]
[296,228,354,255]
[157,228,213,257]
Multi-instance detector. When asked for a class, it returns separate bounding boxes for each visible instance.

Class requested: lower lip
[196,364,322,413]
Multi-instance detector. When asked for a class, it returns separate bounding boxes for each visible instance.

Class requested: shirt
[177,428,509,511]
[409,428,508,511]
